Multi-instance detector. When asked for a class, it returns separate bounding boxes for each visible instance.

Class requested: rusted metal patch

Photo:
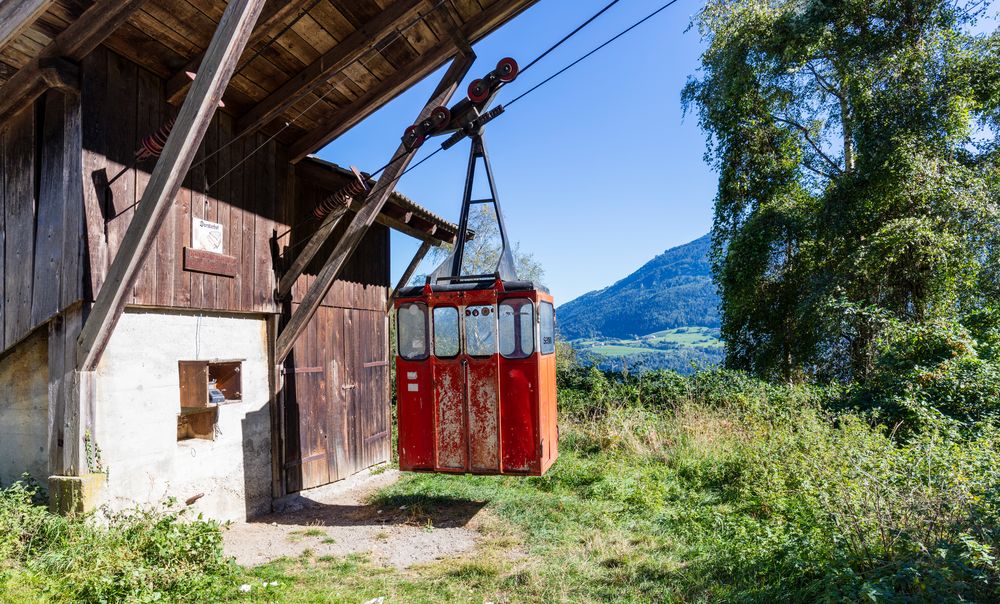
[467,359,500,472]
[435,362,466,470]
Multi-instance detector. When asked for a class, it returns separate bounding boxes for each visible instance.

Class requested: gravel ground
[223,469,484,569]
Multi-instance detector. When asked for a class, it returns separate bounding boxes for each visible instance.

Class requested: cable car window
[465,305,497,357]
[397,303,428,360]
[499,299,534,359]
[540,301,555,355]
[433,307,460,358]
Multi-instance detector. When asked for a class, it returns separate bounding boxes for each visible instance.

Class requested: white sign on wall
[192,218,224,254]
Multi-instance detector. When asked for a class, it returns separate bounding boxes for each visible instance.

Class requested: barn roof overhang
[0,0,537,161]
[298,155,460,246]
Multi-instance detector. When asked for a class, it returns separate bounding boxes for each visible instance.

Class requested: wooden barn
[0,0,535,520]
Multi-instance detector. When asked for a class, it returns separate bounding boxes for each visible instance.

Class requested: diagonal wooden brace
[275,203,350,299]
[76,0,267,371]
[387,240,432,313]
[275,51,475,363]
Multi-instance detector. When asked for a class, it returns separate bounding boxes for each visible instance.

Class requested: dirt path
[223,469,484,569]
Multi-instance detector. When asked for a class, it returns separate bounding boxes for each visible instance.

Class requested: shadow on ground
[255,495,486,529]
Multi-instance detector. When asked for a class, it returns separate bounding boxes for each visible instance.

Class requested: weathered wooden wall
[282,302,390,493]
[82,46,286,315]
[289,175,391,313]
[0,90,84,353]
[80,47,389,318]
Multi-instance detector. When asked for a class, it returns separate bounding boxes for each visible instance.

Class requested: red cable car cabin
[393,57,557,475]
[395,280,558,475]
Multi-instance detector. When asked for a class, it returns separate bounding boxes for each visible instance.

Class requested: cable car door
[432,301,502,473]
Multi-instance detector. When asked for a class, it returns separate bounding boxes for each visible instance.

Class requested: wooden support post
[275,52,474,363]
[387,241,432,312]
[275,203,350,299]
[76,0,266,371]
[38,57,80,92]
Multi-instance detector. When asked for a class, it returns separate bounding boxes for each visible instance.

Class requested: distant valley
[557,234,723,373]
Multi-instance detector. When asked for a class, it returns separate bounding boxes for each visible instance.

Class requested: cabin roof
[0,0,536,162]
[299,155,459,245]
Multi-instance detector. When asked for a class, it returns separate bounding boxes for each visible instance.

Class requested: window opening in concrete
[177,359,243,441]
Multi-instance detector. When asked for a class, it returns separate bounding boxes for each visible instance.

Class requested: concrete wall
[95,309,273,522]
[0,330,49,486]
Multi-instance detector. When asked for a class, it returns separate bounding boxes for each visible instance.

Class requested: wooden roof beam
[287,0,538,163]
[164,0,313,105]
[275,51,474,364]
[236,0,426,138]
[294,159,457,243]
[288,40,453,163]
[0,0,55,52]
[0,0,148,124]
[371,204,450,244]
[77,0,267,371]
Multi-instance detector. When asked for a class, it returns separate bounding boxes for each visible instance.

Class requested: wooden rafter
[296,159,458,243]
[0,0,149,124]
[275,51,474,364]
[388,241,432,312]
[76,0,267,371]
[164,0,313,105]
[287,0,536,163]
[288,41,451,163]
[0,0,55,52]
[236,0,426,137]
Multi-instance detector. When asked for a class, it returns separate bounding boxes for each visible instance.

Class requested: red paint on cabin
[395,283,558,476]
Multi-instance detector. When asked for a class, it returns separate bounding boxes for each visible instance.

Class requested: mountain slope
[557,234,719,340]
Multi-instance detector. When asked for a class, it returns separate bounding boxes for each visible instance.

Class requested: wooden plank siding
[0,89,84,353]
[80,46,285,315]
[73,46,389,319]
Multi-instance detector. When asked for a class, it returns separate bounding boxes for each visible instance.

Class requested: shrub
[556,365,1000,601]
[0,480,241,603]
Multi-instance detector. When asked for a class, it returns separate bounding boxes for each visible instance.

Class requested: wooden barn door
[343,309,391,473]
[283,305,337,493]
[284,305,390,493]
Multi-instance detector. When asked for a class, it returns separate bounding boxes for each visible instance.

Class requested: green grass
[571,326,723,359]
[4,367,1000,602]
[589,344,658,356]
[646,327,723,348]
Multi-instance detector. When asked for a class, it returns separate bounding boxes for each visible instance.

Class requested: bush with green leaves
[0,480,242,603]
[550,364,1000,601]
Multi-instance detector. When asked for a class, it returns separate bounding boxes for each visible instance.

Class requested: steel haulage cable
[506,0,683,109]
[277,0,685,253]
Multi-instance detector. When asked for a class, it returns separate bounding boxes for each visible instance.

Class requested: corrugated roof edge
[302,155,463,245]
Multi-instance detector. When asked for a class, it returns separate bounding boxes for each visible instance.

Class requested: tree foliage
[684,0,1000,382]
[421,204,545,285]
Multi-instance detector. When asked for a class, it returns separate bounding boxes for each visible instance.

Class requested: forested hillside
[557,234,719,340]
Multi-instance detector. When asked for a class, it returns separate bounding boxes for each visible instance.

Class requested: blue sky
[316,0,715,304]
[317,0,998,305]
